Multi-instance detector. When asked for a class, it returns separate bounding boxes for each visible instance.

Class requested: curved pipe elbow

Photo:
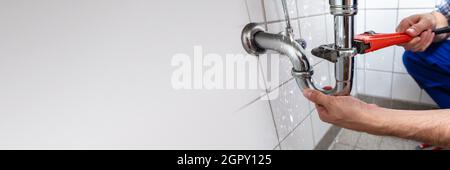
[242,23,354,96]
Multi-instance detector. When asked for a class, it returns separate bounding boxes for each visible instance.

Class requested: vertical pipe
[334,16,355,49]
[330,0,358,95]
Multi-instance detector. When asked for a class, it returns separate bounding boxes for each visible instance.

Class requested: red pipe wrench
[354,26,450,54]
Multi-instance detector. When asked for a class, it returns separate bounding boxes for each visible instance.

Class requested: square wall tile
[420,90,438,105]
[235,99,280,149]
[300,15,328,65]
[394,46,408,73]
[366,10,397,33]
[398,9,433,26]
[356,69,366,94]
[268,79,311,140]
[356,9,366,34]
[264,0,298,22]
[398,0,436,8]
[310,109,332,145]
[366,0,399,9]
[365,70,392,98]
[280,115,315,150]
[246,0,266,23]
[365,47,395,72]
[296,0,326,17]
[356,54,365,69]
[392,73,421,102]
[359,0,367,9]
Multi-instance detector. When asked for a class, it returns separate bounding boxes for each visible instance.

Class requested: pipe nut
[329,0,358,16]
[241,23,266,56]
[291,69,314,79]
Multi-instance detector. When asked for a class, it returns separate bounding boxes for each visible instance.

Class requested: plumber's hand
[396,13,437,52]
[303,89,387,135]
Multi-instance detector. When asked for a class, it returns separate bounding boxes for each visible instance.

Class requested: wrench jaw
[312,38,367,62]
[353,40,370,54]
[311,44,339,63]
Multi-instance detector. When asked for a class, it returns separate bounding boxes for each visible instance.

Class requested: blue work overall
[403,40,450,109]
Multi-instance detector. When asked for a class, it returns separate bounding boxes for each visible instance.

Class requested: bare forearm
[379,109,450,148]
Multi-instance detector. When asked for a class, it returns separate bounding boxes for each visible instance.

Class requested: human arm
[303,89,450,148]
[396,11,449,52]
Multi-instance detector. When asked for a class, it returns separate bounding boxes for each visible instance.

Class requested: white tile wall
[365,47,395,72]
[310,109,332,145]
[393,46,408,73]
[366,10,398,33]
[263,0,298,22]
[392,73,421,102]
[359,0,367,9]
[280,114,315,150]
[356,9,366,34]
[366,0,399,9]
[246,0,266,23]
[296,0,327,17]
[300,15,328,65]
[234,99,280,150]
[356,69,366,94]
[398,0,436,8]
[365,70,393,98]
[268,79,311,140]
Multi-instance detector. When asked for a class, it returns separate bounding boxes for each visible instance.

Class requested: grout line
[389,1,401,100]
[272,144,280,150]
[295,0,303,38]
[267,91,282,148]
[261,0,268,30]
[264,13,329,25]
[233,93,267,113]
[267,77,295,94]
[309,114,316,146]
[364,7,435,10]
[244,0,252,23]
[365,68,409,74]
[232,56,272,112]
[275,109,317,147]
